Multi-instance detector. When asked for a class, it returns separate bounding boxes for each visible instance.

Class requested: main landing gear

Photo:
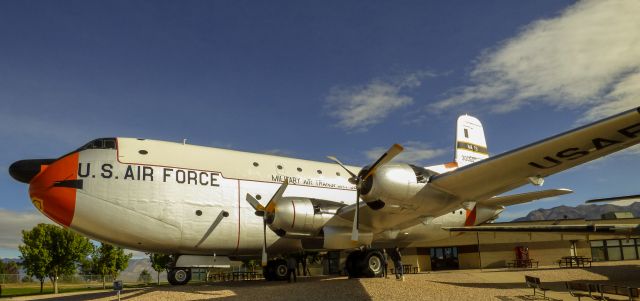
[263,259,289,281]
[168,267,192,285]
[345,249,385,278]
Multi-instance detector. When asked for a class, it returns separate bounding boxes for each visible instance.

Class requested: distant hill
[513,202,640,222]
[119,258,166,282]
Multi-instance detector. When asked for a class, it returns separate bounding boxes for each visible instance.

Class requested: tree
[4,261,19,274]
[19,224,52,293]
[19,223,93,294]
[93,243,132,289]
[138,269,152,283]
[148,253,172,285]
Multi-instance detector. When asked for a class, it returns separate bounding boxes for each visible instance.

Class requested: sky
[1,0,639,258]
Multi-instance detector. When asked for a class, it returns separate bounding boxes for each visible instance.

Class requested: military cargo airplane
[9,107,640,284]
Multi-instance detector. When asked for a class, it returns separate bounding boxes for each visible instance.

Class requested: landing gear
[168,268,191,285]
[345,249,385,278]
[263,259,289,281]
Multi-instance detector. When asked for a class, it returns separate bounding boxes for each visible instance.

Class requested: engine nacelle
[268,197,344,238]
[361,163,437,205]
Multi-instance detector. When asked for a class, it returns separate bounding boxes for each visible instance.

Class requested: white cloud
[0,209,52,251]
[432,0,640,122]
[326,72,434,132]
[364,141,446,165]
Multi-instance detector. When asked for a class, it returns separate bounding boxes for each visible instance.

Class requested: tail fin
[455,115,489,167]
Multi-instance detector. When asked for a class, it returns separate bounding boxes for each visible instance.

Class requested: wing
[480,188,573,207]
[429,107,640,202]
[444,224,640,235]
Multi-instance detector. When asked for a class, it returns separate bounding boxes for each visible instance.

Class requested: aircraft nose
[28,153,79,227]
[9,159,55,183]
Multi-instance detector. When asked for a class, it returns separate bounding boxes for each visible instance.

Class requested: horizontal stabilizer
[480,188,573,207]
[444,224,639,234]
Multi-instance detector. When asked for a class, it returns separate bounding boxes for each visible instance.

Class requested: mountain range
[513,202,640,222]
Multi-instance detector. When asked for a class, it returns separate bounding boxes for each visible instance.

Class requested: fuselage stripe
[235,180,241,254]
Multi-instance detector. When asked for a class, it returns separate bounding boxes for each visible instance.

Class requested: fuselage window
[336,172,341,176]
[317,170,322,174]
[253,162,259,167]
[297,167,302,172]
[256,194,262,200]
[277,165,283,170]
[139,150,148,155]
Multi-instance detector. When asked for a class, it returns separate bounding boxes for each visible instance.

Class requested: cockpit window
[78,138,117,150]
[57,138,117,160]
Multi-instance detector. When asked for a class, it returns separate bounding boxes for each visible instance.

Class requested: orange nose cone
[29,153,79,227]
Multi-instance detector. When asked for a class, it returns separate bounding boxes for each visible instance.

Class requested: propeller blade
[261,220,268,266]
[586,194,640,203]
[351,190,360,242]
[327,156,358,179]
[245,193,265,212]
[264,179,288,213]
[363,144,404,180]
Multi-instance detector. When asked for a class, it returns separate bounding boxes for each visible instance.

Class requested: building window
[591,239,640,261]
[622,239,638,260]
[590,241,606,262]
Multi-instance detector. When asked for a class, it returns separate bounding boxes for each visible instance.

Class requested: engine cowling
[361,163,437,206]
[268,197,345,238]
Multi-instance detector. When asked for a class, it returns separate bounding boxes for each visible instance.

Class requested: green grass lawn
[0,282,163,298]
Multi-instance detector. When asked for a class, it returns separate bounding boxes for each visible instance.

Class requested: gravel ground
[11,260,640,301]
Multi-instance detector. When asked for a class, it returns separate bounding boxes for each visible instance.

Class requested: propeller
[246,179,289,266]
[327,144,404,242]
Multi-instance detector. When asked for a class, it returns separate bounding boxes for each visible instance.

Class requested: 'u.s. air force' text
[77,163,220,187]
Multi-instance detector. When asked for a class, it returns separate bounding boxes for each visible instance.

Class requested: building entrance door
[430,247,459,270]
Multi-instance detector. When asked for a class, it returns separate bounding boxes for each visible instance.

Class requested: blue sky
[1,0,639,258]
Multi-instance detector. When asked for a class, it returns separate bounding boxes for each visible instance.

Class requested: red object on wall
[515,246,529,261]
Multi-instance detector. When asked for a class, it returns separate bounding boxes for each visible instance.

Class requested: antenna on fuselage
[183,139,187,145]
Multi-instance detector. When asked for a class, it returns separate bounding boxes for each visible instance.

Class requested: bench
[525,275,550,300]
[596,284,639,301]
[565,282,599,300]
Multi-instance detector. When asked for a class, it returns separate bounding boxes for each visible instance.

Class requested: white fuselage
[63,138,499,256]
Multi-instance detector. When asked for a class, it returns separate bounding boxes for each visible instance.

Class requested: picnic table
[557,256,592,268]
[389,264,418,274]
[507,259,539,268]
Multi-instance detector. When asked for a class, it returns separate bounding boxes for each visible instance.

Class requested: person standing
[382,249,389,279]
[390,247,404,281]
[286,256,297,283]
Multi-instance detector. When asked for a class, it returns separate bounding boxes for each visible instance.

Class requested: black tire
[272,259,289,281]
[168,268,191,285]
[345,250,363,278]
[264,259,289,281]
[360,250,384,278]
